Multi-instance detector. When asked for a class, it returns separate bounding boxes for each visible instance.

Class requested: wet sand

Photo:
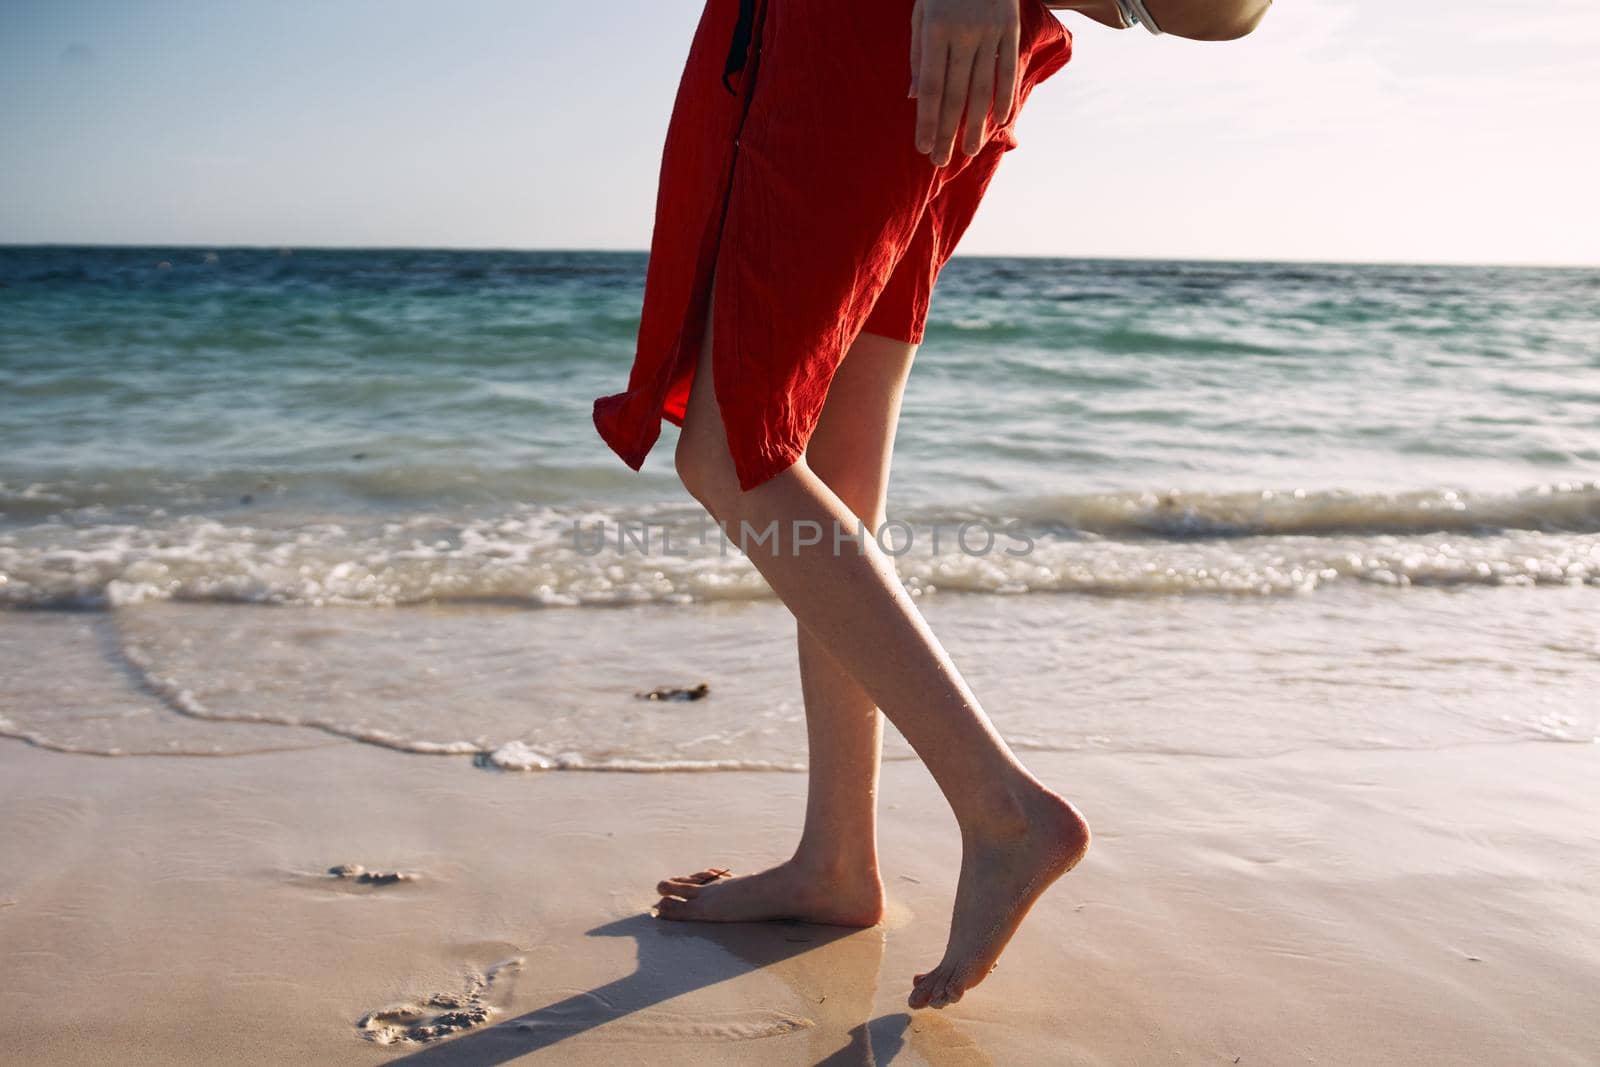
[1,738,1596,1065]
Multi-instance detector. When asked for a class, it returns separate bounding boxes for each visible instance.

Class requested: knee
[673,421,741,517]
[808,461,885,534]
[833,488,886,538]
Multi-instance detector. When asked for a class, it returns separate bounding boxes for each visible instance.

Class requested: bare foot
[908,784,1090,1009]
[653,858,885,927]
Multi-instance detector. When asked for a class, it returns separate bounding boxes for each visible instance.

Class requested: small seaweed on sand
[328,863,416,886]
[634,682,711,702]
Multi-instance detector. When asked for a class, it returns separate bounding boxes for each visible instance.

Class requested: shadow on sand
[387,911,960,1064]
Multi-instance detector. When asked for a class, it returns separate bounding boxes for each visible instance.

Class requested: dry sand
[1,738,1596,1065]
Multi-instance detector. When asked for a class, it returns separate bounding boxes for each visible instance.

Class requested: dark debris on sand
[328,863,416,886]
[634,681,711,702]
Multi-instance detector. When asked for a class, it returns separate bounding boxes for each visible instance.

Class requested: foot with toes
[654,858,885,928]
[650,783,1089,1010]
[908,784,1090,1009]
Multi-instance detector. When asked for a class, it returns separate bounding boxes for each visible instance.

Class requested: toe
[654,895,702,921]
[657,878,706,897]
[942,965,969,1003]
[908,970,940,1009]
[930,966,966,1009]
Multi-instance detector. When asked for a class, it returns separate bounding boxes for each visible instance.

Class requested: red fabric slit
[593,0,1073,491]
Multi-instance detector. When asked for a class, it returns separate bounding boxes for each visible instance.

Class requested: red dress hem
[593,0,1072,493]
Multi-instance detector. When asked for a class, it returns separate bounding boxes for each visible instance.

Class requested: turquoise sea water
[2,246,1596,765]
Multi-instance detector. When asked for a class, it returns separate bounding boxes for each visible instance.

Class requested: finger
[915,34,949,156]
[995,20,1020,127]
[933,40,980,165]
[961,38,998,155]
[909,0,923,97]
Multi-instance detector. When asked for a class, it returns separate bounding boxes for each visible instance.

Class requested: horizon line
[2,242,1597,272]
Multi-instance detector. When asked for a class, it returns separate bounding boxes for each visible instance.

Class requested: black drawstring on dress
[722,0,756,94]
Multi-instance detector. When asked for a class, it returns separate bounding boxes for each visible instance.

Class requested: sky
[2,0,1597,265]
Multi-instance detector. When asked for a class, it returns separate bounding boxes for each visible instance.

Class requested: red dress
[593,0,1073,491]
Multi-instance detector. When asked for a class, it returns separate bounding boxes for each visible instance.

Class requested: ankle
[957,774,1041,840]
[789,846,882,889]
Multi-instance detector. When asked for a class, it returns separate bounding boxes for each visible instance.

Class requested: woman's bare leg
[656,330,915,926]
[656,271,1090,1009]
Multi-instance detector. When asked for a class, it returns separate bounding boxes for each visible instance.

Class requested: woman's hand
[909,0,1021,167]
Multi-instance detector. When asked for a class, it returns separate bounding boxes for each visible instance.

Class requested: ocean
[2,246,1596,769]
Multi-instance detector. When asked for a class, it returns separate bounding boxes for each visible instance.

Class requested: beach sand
[2,734,1596,1065]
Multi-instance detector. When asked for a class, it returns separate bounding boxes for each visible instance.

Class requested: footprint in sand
[358,958,522,1046]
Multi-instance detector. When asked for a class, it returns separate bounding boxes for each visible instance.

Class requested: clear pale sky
[2,0,1596,264]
